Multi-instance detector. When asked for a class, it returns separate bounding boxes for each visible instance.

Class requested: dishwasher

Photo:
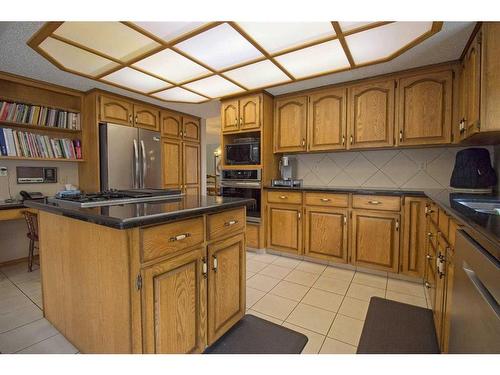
[449,229,500,353]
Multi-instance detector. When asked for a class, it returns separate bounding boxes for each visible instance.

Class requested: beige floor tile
[0,282,23,300]
[352,272,387,289]
[246,274,280,293]
[295,261,327,274]
[320,337,357,354]
[283,322,325,354]
[0,303,43,334]
[272,256,302,269]
[246,310,283,325]
[0,318,58,353]
[322,266,355,282]
[246,270,256,280]
[269,280,309,302]
[313,276,351,295]
[338,297,370,321]
[284,269,320,287]
[252,253,279,264]
[246,251,256,260]
[386,290,427,308]
[387,278,425,298]
[259,264,292,279]
[286,303,336,335]
[16,279,41,295]
[346,283,385,302]
[17,333,78,354]
[5,268,40,284]
[302,288,343,312]
[246,287,266,308]
[328,314,364,346]
[246,259,268,273]
[252,294,298,320]
[0,294,34,314]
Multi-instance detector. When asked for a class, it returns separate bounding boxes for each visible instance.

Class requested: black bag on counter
[450,148,497,189]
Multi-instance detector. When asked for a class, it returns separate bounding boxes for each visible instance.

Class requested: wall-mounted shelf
[0,121,82,135]
[0,156,85,162]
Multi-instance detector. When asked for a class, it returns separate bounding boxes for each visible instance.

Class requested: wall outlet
[0,166,7,177]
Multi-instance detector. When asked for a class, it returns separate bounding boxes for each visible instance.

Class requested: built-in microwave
[225,140,260,165]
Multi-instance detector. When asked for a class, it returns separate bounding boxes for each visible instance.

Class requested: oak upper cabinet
[240,95,261,131]
[397,70,452,146]
[207,233,245,344]
[183,142,200,195]
[221,99,240,133]
[162,138,182,190]
[401,197,428,278]
[161,111,182,139]
[304,206,348,263]
[348,79,395,149]
[134,104,160,131]
[274,96,308,152]
[100,95,134,126]
[142,247,206,354]
[182,116,201,142]
[267,204,302,254]
[351,210,400,272]
[308,88,347,151]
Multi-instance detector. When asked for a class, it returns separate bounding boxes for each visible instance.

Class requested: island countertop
[25,195,255,229]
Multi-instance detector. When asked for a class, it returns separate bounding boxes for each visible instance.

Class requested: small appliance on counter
[450,148,497,193]
[272,156,302,188]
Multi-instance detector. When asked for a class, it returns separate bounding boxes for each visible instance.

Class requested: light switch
[0,167,7,177]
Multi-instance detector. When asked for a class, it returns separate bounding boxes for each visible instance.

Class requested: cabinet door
[401,197,427,277]
[441,248,454,353]
[240,95,261,130]
[142,247,207,354]
[308,88,347,151]
[348,80,395,149]
[304,207,348,263]
[458,62,468,141]
[221,100,239,133]
[134,104,160,131]
[100,95,134,126]
[183,116,201,142]
[351,210,400,272]
[207,233,245,344]
[162,138,182,189]
[161,111,182,139]
[267,204,302,254]
[433,239,448,348]
[464,32,482,138]
[274,96,308,152]
[183,141,200,195]
[397,70,452,146]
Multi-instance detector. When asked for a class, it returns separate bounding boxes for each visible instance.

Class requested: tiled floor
[246,251,428,354]
[1,252,428,354]
[0,262,78,354]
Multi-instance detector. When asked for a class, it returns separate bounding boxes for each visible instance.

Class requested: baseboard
[0,254,39,268]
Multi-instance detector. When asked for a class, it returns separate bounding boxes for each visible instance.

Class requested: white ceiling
[0,21,475,118]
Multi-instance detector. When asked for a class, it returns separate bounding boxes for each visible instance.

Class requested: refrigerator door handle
[133,139,139,189]
[141,140,147,188]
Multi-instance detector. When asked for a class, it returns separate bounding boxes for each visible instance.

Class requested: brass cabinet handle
[368,200,381,205]
[202,257,208,279]
[135,115,138,124]
[427,232,434,238]
[279,195,288,199]
[320,198,331,202]
[212,255,218,272]
[395,220,399,231]
[298,211,301,220]
[350,135,353,145]
[301,138,306,147]
[239,117,243,125]
[343,216,347,225]
[129,114,133,124]
[180,130,184,137]
[224,219,238,227]
[399,130,403,142]
[425,281,431,289]
[169,233,191,242]
[426,254,433,260]
[341,135,345,146]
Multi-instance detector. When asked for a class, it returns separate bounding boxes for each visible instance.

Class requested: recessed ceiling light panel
[153,87,207,103]
[183,75,244,98]
[175,23,263,70]
[102,67,171,93]
[133,22,206,42]
[224,60,291,89]
[275,39,350,79]
[338,22,376,33]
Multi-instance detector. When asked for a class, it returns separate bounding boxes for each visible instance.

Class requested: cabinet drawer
[352,195,401,211]
[267,190,302,204]
[141,217,205,262]
[207,208,245,240]
[304,192,348,207]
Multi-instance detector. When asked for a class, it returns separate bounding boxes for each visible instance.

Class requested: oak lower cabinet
[351,210,400,273]
[267,204,302,254]
[401,197,428,277]
[207,233,246,344]
[304,206,348,263]
[142,247,207,354]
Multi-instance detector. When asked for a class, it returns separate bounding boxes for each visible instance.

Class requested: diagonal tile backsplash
[290,146,494,189]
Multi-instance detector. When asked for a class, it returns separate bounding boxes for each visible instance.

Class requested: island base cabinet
[207,234,246,345]
[142,248,207,354]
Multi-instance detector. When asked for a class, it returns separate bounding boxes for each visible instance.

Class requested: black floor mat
[357,297,440,354]
[204,314,308,354]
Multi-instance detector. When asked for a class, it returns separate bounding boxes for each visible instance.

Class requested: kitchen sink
[453,199,500,215]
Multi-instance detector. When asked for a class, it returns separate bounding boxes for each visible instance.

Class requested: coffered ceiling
[28,21,443,103]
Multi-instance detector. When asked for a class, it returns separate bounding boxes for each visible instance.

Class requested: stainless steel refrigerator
[99,123,162,191]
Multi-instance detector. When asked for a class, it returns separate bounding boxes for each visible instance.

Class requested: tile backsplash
[290,146,495,189]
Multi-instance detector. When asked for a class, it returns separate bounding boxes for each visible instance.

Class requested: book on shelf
[0,127,82,160]
[0,100,81,130]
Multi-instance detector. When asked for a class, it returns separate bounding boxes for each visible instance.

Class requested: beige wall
[291,146,495,189]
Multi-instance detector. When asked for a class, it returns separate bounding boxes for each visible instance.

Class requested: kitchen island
[25,195,254,354]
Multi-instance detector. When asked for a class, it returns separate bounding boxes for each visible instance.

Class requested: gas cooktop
[48,189,183,208]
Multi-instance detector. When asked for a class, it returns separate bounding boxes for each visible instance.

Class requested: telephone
[19,191,44,200]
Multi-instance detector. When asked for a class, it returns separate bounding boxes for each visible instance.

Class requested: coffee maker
[272,156,302,187]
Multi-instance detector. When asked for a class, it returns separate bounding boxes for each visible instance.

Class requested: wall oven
[220,169,261,223]
[225,139,260,165]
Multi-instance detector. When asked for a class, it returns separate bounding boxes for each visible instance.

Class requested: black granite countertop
[0,200,25,210]
[264,185,426,196]
[24,195,255,229]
